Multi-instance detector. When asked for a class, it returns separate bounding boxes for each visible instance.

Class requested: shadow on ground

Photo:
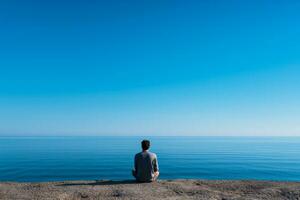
[56,180,147,186]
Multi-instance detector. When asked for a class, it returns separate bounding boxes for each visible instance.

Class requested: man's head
[141,140,150,151]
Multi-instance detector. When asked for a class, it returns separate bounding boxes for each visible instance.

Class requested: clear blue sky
[0,0,299,136]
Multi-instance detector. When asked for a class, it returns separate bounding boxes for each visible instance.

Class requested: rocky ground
[1,179,300,200]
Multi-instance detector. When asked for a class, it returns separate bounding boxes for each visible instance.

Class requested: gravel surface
[1,179,300,200]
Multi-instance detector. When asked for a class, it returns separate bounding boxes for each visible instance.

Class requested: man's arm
[153,154,159,172]
[152,154,159,181]
[134,154,138,172]
[132,154,138,178]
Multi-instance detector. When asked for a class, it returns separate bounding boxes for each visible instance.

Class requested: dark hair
[141,140,150,150]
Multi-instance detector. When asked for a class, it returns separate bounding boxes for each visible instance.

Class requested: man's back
[134,151,158,182]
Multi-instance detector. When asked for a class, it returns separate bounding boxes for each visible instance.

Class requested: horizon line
[0,135,300,137]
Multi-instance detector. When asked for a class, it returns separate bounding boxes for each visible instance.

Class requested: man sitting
[132,140,159,182]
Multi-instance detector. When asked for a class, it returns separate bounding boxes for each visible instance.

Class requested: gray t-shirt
[134,151,159,182]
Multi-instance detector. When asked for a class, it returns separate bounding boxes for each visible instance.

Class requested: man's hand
[153,171,159,181]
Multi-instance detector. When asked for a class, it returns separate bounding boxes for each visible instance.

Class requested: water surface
[0,136,300,182]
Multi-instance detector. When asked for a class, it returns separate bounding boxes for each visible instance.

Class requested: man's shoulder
[148,151,157,158]
[135,151,157,157]
[135,152,143,157]
[135,152,140,156]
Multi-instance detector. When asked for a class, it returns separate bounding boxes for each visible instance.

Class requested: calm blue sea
[0,136,300,182]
